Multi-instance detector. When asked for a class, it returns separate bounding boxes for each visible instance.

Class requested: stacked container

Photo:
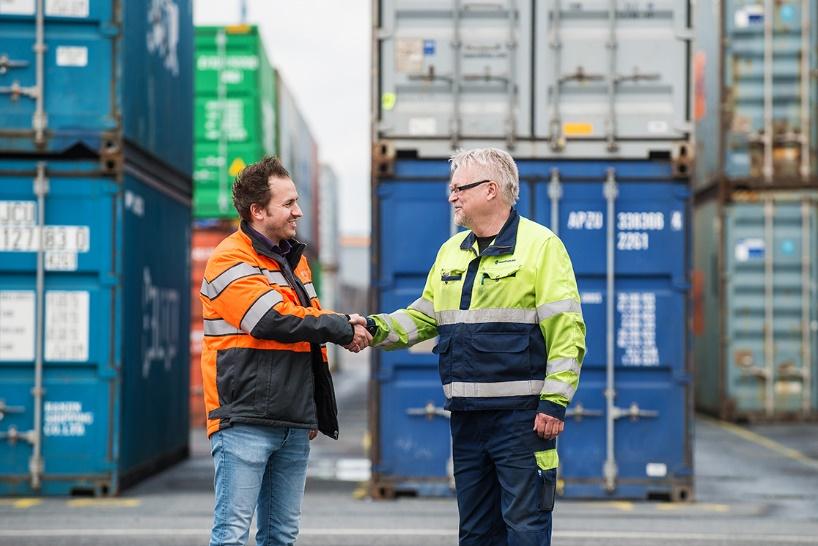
[370,0,694,500]
[0,1,193,495]
[692,0,818,421]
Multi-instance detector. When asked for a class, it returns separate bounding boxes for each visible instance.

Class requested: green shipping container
[194,25,277,219]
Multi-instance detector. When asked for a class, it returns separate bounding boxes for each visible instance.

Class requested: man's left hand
[533,412,564,440]
[309,429,318,441]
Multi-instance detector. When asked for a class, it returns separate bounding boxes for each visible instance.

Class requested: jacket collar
[460,208,519,257]
[240,220,306,269]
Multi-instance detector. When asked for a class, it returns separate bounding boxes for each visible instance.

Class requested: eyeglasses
[448,179,491,196]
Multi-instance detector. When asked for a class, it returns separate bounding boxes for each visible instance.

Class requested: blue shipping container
[0,159,191,495]
[372,159,693,500]
[0,0,193,176]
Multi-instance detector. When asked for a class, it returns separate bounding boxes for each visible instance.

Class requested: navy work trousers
[450,409,556,546]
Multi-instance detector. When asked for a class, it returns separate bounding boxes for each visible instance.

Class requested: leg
[209,425,274,546]
[489,410,554,546]
[450,411,507,546]
[255,427,310,546]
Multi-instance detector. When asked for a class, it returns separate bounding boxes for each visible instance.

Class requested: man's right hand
[348,313,367,327]
[344,316,371,353]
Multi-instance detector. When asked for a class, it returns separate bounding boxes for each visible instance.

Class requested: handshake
[343,314,372,353]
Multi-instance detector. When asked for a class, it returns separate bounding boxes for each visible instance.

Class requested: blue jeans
[209,424,310,546]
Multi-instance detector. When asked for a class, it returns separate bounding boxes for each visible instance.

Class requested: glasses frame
[448,179,492,196]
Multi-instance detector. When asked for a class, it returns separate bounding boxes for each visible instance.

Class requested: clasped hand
[343,314,371,353]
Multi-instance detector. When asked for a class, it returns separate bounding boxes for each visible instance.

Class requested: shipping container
[693,0,818,187]
[193,25,277,219]
[0,158,191,496]
[278,78,320,249]
[693,190,818,420]
[372,0,692,164]
[0,0,194,176]
[371,158,693,500]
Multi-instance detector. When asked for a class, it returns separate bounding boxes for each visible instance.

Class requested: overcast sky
[194,0,371,236]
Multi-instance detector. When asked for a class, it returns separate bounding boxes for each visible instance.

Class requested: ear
[486,181,499,201]
[249,202,265,221]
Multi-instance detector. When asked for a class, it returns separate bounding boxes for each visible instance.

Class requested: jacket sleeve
[368,255,439,350]
[201,254,354,346]
[535,236,587,420]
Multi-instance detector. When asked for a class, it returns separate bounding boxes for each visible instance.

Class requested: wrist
[365,316,378,335]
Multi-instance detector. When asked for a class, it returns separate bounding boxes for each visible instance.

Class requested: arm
[534,236,587,426]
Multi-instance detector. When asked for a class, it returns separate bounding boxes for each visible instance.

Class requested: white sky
[194,0,371,236]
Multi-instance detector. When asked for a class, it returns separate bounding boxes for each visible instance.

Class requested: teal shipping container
[693,191,818,420]
[0,159,191,495]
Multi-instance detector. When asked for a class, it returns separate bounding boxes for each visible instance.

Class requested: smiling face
[448,163,497,229]
[249,176,303,245]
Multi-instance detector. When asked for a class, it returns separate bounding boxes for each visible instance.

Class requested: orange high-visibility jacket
[199,222,353,438]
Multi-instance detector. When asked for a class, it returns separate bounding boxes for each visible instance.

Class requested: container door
[533,161,692,499]
[724,194,818,417]
[721,0,818,180]
[377,0,532,146]
[0,161,119,496]
[0,2,115,153]
[534,0,691,158]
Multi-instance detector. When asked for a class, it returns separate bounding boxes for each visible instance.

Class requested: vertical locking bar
[549,0,564,151]
[32,0,47,145]
[799,0,811,180]
[548,168,562,236]
[451,0,463,150]
[216,29,229,214]
[605,0,618,152]
[505,0,517,149]
[763,197,774,416]
[799,199,813,412]
[603,168,618,492]
[762,0,774,182]
[31,162,48,491]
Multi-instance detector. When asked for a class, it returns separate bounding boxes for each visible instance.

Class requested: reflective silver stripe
[374,313,401,346]
[408,297,435,318]
[240,290,285,333]
[203,319,244,336]
[541,379,577,401]
[261,269,288,286]
[536,299,582,322]
[436,307,538,326]
[392,310,418,342]
[546,358,581,376]
[442,380,545,399]
[201,263,262,299]
[304,282,318,299]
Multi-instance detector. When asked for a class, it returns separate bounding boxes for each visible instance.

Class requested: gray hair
[449,147,519,206]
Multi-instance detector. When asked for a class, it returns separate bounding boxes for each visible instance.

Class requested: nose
[292,202,303,218]
[448,191,458,204]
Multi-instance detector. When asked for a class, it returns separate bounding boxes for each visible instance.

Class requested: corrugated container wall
[0,160,191,496]
[193,25,277,218]
[371,159,693,500]
[693,0,818,187]
[278,78,320,252]
[693,192,818,420]
[0,0,194,176]
[374,0,692,166]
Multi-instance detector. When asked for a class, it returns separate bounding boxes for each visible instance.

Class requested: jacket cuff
[538,399,566,421]
[338,315,355,345]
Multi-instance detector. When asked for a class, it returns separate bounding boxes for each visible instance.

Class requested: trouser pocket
[538,468,557,512]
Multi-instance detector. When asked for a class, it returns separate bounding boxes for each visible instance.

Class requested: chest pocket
[482,261,521,282]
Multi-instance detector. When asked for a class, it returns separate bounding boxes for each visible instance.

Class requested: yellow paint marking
[13,499,42,509]
[607,501,634,512]
[563,122,594,136]
[362,431,371,453]
[702,416,818,471]
[352,486,368,500]
[67,499,141,508]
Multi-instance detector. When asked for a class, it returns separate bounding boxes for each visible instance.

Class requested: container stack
[0,2,193,495]
[692,0,818,421]
[189,25,325,426]
[370,0,694,500]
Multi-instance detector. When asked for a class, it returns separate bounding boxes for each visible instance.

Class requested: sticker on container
[734,5,763,28]
[735,238,765,262]
[45,0,88,17]
[43,401,94,437]
[563,122,594,137]
[0,201,36,225]
[381,92,397,111]
[780,239,795,256]
[617,292,659,366]
[774,380,802,396]
[647,120,668,134]
[408,117,437,136]
[395,38,424,73]
[45,290,89,362]
[45,251,78,271]
[0,0,35,15]
[581,292,603,305]
[423,39,436,55]
[646,462,667,478]
[228,157,246,177]
[56,46,88,67]
[0,291,35,362]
